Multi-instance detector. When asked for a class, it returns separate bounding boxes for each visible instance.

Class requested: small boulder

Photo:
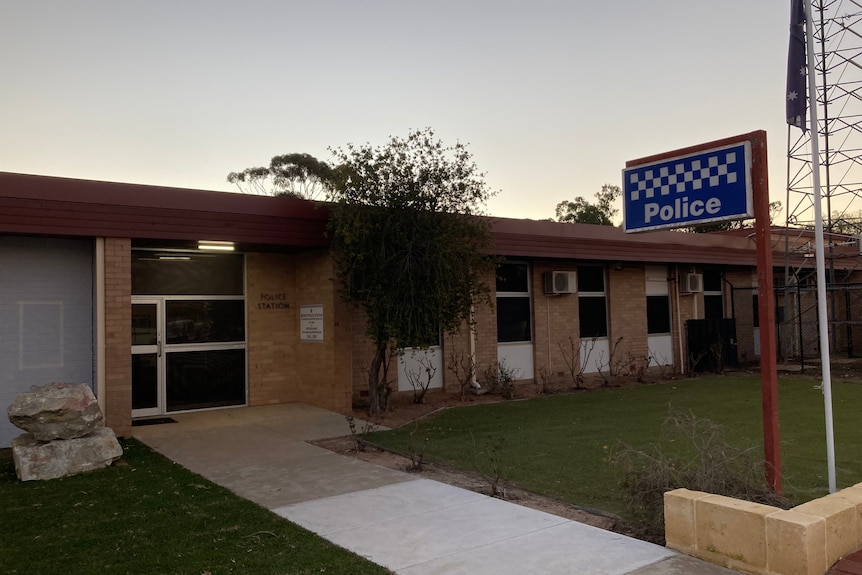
[11,428,123,481]
[7,382,103,441]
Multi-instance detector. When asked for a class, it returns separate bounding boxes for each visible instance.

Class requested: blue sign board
[623,142,753,233]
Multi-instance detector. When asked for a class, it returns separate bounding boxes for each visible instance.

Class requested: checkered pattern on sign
[628,152,739,201]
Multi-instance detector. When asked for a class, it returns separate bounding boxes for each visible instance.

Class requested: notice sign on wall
[300,304,324,342]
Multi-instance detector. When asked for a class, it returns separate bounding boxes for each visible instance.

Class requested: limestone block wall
[665,484,862,575]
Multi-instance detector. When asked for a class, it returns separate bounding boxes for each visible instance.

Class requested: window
[165,300,245,344]
[496,262,529,293]
[753,294,759,328]
[496,262,531,343]
[703,269,723,320]
[132,251,244,296]
[647,295,671,334]
[578,265,607,338]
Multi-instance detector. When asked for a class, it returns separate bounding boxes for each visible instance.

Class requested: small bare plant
[710,341,725,373]
[447,349,478,400]
[471,432,507,498]
[579,336,599,386]
[404,353,437,404]
[345,415,380,452]
[650,351,674,378]
[628,353,650,383]
[592,350,610,385]
[607,337,627,378]
[537,365,551,394]
[406,422,428,472]
[482,361,520,399]
[688,349,708,373]
[558,336,584,389]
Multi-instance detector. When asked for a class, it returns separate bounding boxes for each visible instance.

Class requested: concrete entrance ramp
[134,404,739,575]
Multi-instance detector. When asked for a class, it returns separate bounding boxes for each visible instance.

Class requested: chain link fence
[730,283,862,377]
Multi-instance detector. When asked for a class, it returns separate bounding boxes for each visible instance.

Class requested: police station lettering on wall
[258,292,290,310]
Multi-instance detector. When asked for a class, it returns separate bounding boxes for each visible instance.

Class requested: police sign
[623,141,753,233]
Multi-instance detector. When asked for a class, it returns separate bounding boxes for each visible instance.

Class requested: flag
[787,0,807,130]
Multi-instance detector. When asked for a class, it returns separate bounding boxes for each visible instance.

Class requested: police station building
[0,170,813,447]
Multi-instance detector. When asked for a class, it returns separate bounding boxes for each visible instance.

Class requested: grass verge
[0,439,391,575]
[368,375,862,517]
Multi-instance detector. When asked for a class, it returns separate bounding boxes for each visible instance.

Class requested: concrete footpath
[133,404,739,575]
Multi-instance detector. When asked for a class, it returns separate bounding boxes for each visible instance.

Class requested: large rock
[7,382,103,441]
[11,428,123,481]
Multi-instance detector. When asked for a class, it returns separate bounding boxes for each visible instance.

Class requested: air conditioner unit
[544,271,577,294]
[680,273,704,294]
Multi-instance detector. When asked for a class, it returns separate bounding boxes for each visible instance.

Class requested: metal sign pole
[751,131,782,493]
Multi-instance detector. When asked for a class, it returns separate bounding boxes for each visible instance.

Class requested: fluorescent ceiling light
[198,240,235,252]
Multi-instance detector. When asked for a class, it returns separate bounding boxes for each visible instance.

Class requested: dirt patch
[312,434,618,532]
[325,385,675,542]
[351,390,509,429]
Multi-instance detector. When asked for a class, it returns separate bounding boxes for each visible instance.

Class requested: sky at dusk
[1,1,792,221]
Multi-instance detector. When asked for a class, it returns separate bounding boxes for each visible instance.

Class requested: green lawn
[0,439,391,575]
[368,375,862,516]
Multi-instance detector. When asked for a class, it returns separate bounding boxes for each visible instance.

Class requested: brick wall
[294,250,352,413]
[607,265,649,375]
[473,267,499,382]
[532,262,579,388]
[350,305,375,401]
[103,238,131,438]
[671,267,697,373]
[245,250,352,414]
[246,252,298,405]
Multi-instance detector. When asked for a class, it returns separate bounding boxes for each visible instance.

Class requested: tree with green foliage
[227,153,343,199]
[327,128,496,414]
[555,184,621,225]
[828,209,862,234]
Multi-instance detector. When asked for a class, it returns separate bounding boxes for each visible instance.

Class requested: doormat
[132,417,177,427]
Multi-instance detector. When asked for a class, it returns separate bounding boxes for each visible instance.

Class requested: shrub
[612,410,790,541]
[482,361,519,399]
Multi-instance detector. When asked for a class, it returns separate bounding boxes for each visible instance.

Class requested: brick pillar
[103,238,131,438]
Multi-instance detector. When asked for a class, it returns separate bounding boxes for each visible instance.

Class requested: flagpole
[803,0,837,493]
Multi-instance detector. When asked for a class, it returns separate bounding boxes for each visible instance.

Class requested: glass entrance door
[163,299,246,411]
[132,296,246,418]
[132,299,163,417]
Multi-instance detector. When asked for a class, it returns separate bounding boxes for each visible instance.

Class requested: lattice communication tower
[786,0,862,251]
[781,0,862,373]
